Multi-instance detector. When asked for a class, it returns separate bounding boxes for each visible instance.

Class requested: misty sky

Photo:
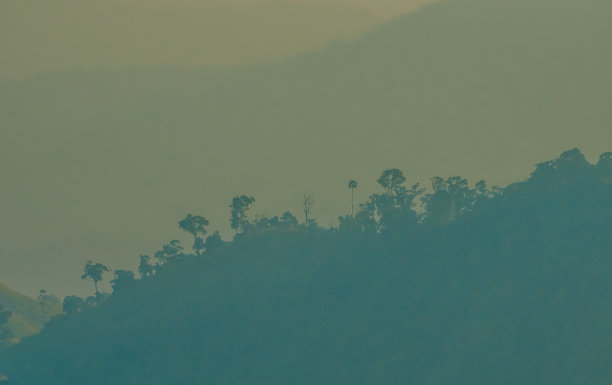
[0,0,433,298]
[1,0,611,299]
[0,0,434,79]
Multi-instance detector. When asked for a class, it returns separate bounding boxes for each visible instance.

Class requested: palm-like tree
[348,180,358,217]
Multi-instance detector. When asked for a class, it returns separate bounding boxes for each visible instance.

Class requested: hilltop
[1,149,611,384]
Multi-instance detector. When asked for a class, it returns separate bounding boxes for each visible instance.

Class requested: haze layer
[1,0,610,296]
[0,0,433,79]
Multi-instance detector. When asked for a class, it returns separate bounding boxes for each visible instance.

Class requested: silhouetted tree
[179,214,210,255]
[86,292,110,306]
[230,195,255,234]
[377,169,405,193]
[254,215,280,230]
[192,237,206,254]
[154,240,184,264]
[62,295,86,315]
[37,289,60,306]
[421,176,481,224]
[529,148,592,188]
[111,270,136,292]
[81,261,109,295]
[36,289,48,314]
[37,289,60,314]
[365,169,423,230]
[303,195,314,225]
[348,180,358,217]
[597,152,612,182]
[204,231,224,252]
[280,211,298,228]
[138,255,155,278]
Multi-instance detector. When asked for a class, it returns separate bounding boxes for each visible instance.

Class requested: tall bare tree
[303,195,314,225]
[348,180,358,217]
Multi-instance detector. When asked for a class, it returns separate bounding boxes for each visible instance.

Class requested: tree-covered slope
[1,149,611,384]
[2,0,612,297]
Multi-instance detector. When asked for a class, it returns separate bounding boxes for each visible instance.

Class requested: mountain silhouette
[1,149,611,384]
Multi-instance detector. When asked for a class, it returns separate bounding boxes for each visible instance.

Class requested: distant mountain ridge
[1,0,384,79]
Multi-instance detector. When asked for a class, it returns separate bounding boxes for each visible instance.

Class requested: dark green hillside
[2,0,612,296]
[1,149,611,384]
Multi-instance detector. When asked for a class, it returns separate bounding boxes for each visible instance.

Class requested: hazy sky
[1,0,610,299]
[108,0,433,15]
[0,0,434,79]
[0,0,431,298]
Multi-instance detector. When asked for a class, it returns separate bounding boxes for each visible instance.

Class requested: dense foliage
[1,149,611,384]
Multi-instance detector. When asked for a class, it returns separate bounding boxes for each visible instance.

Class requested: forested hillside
[1,149,611,384]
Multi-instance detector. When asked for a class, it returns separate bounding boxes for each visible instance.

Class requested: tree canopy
[1,149,611,385]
